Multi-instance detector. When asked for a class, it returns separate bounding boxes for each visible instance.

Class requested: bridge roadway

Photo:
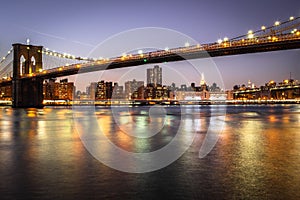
[1,35,300,85]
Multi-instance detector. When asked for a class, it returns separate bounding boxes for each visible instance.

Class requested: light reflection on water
[0,105,299,199]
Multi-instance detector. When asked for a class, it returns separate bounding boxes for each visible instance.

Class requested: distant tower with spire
[200,72,208,91]
[200,72,206,85]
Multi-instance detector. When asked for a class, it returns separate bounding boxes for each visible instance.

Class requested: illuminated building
[125,79,144,99]
[95,81,113,100]
[147,65,162,87]
[112,82,124,99]
[0,86,12,100]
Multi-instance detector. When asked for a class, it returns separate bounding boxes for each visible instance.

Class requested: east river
[0,105,299,199]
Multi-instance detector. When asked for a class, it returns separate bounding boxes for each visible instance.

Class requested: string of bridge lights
[41,48,96,62]
[217,15,300,44]
[0,15,299,68]
[0,48,13,65]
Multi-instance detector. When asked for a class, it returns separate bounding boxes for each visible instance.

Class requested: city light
[290,16,295,21]
[261,26,266,30]
[217,39,222,44]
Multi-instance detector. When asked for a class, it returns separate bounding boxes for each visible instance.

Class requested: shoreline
[0,99,299,107]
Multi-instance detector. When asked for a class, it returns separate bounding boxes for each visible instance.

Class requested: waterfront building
[125,79,144,99]
[43,79,75,100]
[147,65,162,87]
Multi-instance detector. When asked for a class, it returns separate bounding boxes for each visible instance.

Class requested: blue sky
[0,0,299,90]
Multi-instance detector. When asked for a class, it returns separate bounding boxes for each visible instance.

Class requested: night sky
[0,0,300,90]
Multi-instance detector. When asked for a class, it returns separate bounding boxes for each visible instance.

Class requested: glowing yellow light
[59,67,63,71]
[248,34,254,39]
[297,31,300,36]
[2,57,5,60]
[268,36,272,40]
[274,21,280,26]
[185,42,190,47]
[164,47,169,51]
[76,64,81,68]
[223,37,229,42]
[217,39,222,44]
[248,30,253,34]
[38,69,43,73]
[290,16,295,21]
[261,26,266,30]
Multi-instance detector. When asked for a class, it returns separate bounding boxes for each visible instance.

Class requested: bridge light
[217,39,222,44]
[290,16,295,21]
[268,36,272,40]
[223,37,229,42]
[274,21,280,26]
[261,26,266,30]
[247,33,254,39]
[248,30,253,34]
[2,57,5,60]
[8,51,11,54]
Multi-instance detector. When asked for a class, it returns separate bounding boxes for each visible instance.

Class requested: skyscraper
[147,65,162,87]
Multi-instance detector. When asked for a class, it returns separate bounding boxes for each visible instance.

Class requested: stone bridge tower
[12,43,44,108]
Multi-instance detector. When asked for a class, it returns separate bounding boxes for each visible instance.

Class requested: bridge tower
[12,43,44,108]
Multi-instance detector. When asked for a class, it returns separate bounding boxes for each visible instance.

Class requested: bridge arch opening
[30,56,36,74]
[20,55,25,75]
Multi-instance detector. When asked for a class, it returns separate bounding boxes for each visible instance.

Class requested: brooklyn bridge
[0,16,300,107]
